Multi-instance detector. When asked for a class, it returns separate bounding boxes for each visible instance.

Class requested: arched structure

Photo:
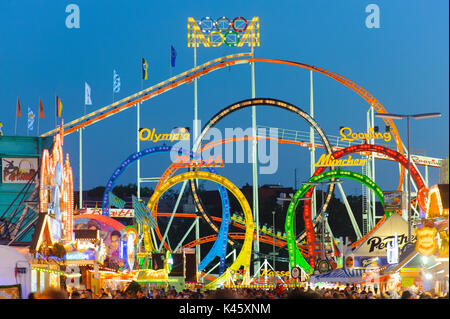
[101,145,231,272]
[286,169,386,272]
[301,143,429,256]
[147,170,254,290]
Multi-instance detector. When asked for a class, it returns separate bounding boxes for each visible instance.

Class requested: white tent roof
[352,213,411,257]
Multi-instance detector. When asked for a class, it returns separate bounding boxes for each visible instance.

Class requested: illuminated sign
[339,127,391,142]
[383,191,404,211]
[81,208,135,218]
[173,154,224,168]
[426,185,449,218]
[65,251,96,261]
[314,154,366,167]
[415,227,438,256]
[39,123,74,242]
[188,16,260,47]
[139,127,190,143]
[259,269,290,277]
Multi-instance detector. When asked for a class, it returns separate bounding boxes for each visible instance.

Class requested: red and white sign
[81,207,135,218]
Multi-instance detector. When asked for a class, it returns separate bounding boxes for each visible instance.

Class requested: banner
[27,107,35,131]
[132,195,156,228]
[108,192,126,208]
[2,157,38,184]
[113,70,121,93]
[81,207,135,218]
[85,82,92,105]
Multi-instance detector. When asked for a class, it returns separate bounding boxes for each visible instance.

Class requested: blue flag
[109,191,126,208]
[170,45,177,68]
[132,195,156,228]
[113,69,121,93]
[27,107,35,131]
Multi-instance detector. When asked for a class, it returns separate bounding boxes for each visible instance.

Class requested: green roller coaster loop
[285,169,387,274]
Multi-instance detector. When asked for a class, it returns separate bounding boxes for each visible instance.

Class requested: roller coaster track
[40,52,411,267]
[155,212,309,257]
[41,53,406,190]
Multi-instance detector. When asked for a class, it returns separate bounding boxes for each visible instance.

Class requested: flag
[142,58,148,80]
[56,96,63,117]
[85,82,92,105]
[27,107,35,131]
[132,195,156,228]
[16,97,21,118]
[109,191,126,209]
[113,70,121,93]
[170,45,177,67]
[39,98,45,119]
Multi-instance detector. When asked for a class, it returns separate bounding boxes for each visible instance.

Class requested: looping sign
[188,16,260,47]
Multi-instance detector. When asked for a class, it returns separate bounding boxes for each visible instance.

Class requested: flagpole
[37,98,40,136]
[54,94,57,129]
[79,99,85,209]
[137,60,143,199]
[15,98,18,136]
[112,70,115,103]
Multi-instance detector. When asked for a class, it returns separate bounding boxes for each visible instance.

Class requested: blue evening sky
[0,0,448,195]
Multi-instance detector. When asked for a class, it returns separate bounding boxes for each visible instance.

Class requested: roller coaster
[4,52,439,288]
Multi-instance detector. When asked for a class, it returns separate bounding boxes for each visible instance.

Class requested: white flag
[85,82,92,105]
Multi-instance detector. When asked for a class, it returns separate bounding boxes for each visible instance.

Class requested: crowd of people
[28,282,449,299]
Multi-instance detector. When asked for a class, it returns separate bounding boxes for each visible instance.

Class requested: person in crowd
[35,287,68,299]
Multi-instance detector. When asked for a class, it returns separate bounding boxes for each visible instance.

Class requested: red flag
[16,97,21,118]
[39,98,45,119]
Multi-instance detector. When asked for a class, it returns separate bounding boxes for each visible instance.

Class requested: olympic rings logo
[188,17,260,48]
[230,268,248,280]
[199,16,248,34]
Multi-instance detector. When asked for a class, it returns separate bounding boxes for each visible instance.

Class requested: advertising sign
[1,157,38,184]
[352,213,413,258]
[82,208,135,218]
[383,191,404,211]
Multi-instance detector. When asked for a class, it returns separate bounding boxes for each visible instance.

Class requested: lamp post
[303,180,342,260]
[375,112,441,244]
[272,210,276,288]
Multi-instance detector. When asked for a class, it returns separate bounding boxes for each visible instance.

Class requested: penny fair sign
[349,213,414,269]
[188,16,260,47]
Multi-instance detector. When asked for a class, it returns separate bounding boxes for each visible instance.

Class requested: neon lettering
[339,127,392,142]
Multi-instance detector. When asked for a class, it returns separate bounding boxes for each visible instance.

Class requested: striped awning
[309,268,365,284]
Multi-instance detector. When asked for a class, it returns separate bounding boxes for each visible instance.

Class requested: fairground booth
[26,125,197,295]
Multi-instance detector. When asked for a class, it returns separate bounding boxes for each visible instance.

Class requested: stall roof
[309,268,365,284]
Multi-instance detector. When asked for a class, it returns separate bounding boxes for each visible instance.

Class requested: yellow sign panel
[401,277,415,287]
[415,227,438,256]
[139,128,190,143]
[315,154,366,167]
